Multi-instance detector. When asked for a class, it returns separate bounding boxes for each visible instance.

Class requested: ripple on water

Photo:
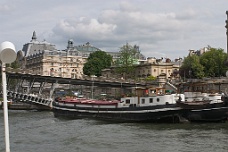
[0,111,228,152]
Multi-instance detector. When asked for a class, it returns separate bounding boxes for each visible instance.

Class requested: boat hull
[181,107,228,122]
[52,104,183,123]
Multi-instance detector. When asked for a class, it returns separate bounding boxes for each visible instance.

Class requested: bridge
[4,68,154,109]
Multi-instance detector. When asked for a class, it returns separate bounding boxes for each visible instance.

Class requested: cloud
[50,1,201,57]
[0,0,227,59]
[0,4,10,12]
[50,3,186,47]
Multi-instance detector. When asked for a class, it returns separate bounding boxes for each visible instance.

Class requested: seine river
[0,110,228,152]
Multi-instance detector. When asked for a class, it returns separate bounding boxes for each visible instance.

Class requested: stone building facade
[17,31,183,83]
[17,31,147,79]
[25,49,85,78]
[17,32,85,78]
[14,31,185,98]
[102,57,182,80]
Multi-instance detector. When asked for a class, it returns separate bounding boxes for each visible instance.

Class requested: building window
[157,98,160,102]
[149,98,153,103]
[154,69,156,72]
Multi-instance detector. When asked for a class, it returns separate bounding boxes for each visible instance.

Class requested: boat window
[157,98,160,102]
[149,98,153,103]
[126,99,130,104]
[141,99,145,104]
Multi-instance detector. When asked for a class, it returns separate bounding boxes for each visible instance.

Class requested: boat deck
[56,97,120,105]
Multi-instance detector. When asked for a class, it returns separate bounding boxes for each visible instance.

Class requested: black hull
[52,106,183,123]
[181,107,228,123]
[52,101,228,123]
[177,101,226,110]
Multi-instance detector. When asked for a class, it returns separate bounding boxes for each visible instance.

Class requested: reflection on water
[0,110,228,152]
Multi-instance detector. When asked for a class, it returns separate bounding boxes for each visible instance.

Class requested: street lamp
[120,77,124,97]
[178,57,182,82]
[91,75,97,99]
[0,41,17,152]
[189,70,192,79]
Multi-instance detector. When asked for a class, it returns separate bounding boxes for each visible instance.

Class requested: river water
[0,110,228,152]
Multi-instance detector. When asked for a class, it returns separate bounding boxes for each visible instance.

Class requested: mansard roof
[22,31,56,57]
[75,42,102,52]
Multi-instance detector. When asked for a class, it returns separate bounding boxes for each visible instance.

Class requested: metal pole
[91,75,97,99]
[2,63,10,152]
[91,80,94,99]
[179,57,182,82]
[226,11,228,56]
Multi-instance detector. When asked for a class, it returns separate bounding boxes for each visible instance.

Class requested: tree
[83,51,112,76]
[200,48,228,77]
[145,75,156,81]
[0,61,21,91]
[180,55,204,79]
[6,60,20,69]
[180,47,228,79]
[114,43,138,79]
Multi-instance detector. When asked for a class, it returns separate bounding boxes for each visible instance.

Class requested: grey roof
[75,42,102,52]
[21,32,146,61]
[22,31,56,57]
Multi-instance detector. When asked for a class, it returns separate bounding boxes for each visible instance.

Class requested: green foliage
[114,43,138,78]
[145,75,156,81]
[0,61,20,89]
[180,47,228,79]
[83,51,112,76]
[180,55,204,79]
[5,60,20,69]
[200,48,227,77]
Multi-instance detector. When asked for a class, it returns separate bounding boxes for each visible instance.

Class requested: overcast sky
[0,0,228,60]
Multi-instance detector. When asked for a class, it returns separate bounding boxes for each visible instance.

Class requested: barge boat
[52,88,185,123]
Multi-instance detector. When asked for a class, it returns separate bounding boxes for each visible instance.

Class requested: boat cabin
[118,87,185,108]
[179,81,223,103]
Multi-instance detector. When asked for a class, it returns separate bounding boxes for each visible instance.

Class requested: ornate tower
[31,31,37,42]
[67,39,74,49]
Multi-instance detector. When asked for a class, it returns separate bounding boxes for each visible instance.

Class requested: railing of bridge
[6,67,154,85]
[7,90,52,108]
